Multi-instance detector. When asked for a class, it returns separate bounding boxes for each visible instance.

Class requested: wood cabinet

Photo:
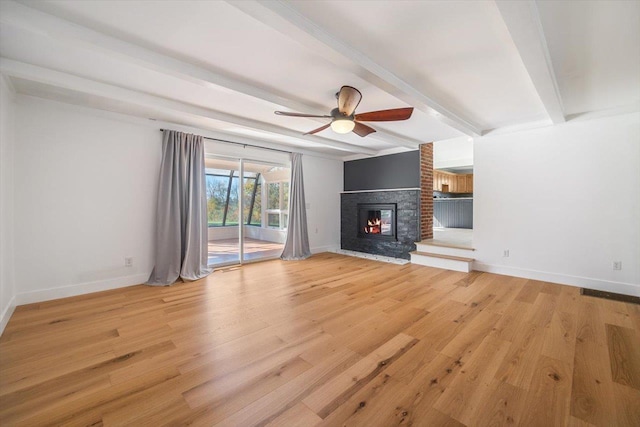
[457,175,466,193]
[435,172,445,192]
[433,170,473,193]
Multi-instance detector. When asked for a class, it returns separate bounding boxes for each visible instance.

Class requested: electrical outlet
[125,257,134,267]
[613,261,622,270]
[503,249,510,258]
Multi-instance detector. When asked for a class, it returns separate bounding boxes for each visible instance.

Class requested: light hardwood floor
[1,253,639,426]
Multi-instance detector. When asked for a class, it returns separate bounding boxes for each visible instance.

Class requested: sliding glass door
[205,157,241,267]
[205,156,290,267]
[242,160,288,263]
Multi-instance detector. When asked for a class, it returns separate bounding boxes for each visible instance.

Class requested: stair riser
[415,243,474,258]
[410,254,472,273]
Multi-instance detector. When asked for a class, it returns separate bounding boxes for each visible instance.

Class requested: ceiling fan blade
[355,107,414,122]
[352,121,376,137]
[303,123,331,135]
[274,111,331,119]
[337,85,362,116]
[275,111,331,118]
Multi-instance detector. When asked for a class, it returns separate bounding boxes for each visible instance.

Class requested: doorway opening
[205,156,290,267]
[432,138,474,249]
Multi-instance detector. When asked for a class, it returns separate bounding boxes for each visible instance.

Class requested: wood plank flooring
[1,253,639,426]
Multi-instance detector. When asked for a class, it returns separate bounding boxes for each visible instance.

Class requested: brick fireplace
[341,190,419,259]
[340,147,432,260]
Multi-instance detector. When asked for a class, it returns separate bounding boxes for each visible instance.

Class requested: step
[416,239,474,251]
[410,251,474,273]
[415,240,475,259]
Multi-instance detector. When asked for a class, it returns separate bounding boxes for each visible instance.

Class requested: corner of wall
[311,244,339,254]
[0,296,16,337]
[0,73,17,336]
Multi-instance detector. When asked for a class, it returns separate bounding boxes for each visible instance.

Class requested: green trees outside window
[206,171,262,227]
[244,178,261,226]
[265,180,289,230]
[206,175,228,226]
[267,182,280,210]
[206,168,287,229]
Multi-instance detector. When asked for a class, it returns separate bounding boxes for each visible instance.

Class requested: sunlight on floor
[208,238,284,266]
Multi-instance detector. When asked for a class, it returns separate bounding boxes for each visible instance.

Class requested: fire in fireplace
[363,212,387,234]
[358,203,396,239]
[364,216,382,234]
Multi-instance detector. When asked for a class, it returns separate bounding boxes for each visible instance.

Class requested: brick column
[419,143,433,241]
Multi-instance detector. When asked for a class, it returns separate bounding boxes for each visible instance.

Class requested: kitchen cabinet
[457,175,466,193]
[433,170,473,193]
[433,170,448,191]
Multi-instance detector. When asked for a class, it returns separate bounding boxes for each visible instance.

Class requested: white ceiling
[0,0,638,158]
[537,0,640,117]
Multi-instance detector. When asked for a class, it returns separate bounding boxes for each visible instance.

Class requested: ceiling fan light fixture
[275,86,414,137]
[330,118,355,134]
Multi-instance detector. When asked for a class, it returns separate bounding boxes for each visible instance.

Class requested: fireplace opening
[363,210,389,235]
[358,203,396,239]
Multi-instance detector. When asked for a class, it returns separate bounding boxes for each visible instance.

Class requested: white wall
[13,97,161,304]
[303,155,342,253]
[244,226,286,244]
[208,226,240,241]
[473,112,640,295]
[434,136,474,169]
[0,76,16,333]
[9,96,342,307]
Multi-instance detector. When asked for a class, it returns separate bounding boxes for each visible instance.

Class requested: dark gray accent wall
[344,151,419,191]
[341,190,419,259]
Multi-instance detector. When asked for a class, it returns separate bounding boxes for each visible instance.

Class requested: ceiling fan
[274,86,413,137]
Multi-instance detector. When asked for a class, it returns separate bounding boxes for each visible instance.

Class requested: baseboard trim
[473,262,640,297]
[16,273,150,306]
[311,245,338,254]
[0,295,17,337]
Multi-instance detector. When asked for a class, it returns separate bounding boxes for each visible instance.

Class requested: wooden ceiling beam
[229,0,483,137]
[495,0,565,124]
[0,1,414,150]
[0,59,378,155]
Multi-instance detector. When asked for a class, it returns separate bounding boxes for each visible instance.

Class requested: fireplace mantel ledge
[341,188,421,194]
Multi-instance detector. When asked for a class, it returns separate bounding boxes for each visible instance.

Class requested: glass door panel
[205,156,290,266]
[242,161,289,263]
[205,157,240,267]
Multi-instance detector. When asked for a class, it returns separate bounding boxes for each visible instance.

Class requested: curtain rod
[160,129,291,154]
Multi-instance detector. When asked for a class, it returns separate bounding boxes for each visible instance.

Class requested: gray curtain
[147,130,213,285]
[281,152,311,260]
